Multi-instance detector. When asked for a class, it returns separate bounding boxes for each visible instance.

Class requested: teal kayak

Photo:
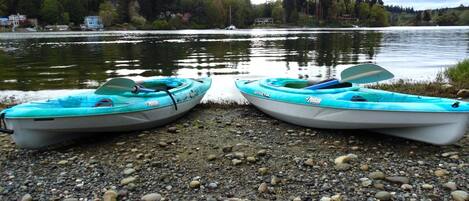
[236,78,469,145]
[0,77,211,148]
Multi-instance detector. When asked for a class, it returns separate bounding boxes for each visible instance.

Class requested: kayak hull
[236,77,469,145]
[6,95,203,148]
[242,92,467,145]
[2,77,211,148]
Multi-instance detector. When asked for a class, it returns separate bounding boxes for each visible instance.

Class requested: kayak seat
[95,98,113,107]
[350,95,367,102]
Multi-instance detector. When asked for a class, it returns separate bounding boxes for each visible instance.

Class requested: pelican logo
[254,91,270,98]
[306,96,321,104]
[145,101,159,107]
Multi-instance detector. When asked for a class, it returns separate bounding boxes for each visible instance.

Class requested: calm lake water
[0,26,468,103]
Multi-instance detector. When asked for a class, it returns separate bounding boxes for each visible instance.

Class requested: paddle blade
[341,64,394,84]
[95,78,137,95]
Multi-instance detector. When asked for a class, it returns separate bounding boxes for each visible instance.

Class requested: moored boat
[235,78,469,145]
[0,77,211,148]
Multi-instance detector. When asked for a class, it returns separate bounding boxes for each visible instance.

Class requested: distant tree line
[0,0,468,29]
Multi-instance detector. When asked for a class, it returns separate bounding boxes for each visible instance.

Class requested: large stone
[435,169,449,177]
[451,190,469,201]
[334,154,358,165]
[375,191,392,201]
[120,176,136,185]
[369,171,386,180]
[123,168,136,175]
[385,176,409,184]
[444,181,458,191]
[304,159,315,166]
[21,194,32,201]
[141,193,162,201]
[258,182,268,193]
[189,180,201,188]
[457,89,469,98]
[103,190,118,201]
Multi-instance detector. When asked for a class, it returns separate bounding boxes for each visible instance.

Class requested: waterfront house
[82,16,104,31]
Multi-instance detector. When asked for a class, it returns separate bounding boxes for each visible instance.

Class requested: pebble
[334,154,357,165]
[57,160,68,165]
[189,180,201,188]
[207,154,217,161]
[158,142,168,147]
[421,184,433,189]
[103,190,118,201]
[385,176,409,184]
[167,127,178,133]
[434,169,449,177]
[123,168,136,175]
[271,176,281,185]
[374,183,385,189]
[120,176,136,185]
[375,191,392,200]
[208,182,218,189]
[233,152,245,159]
[141,193,162,201]
[222,145,233,153]
[360,164,369,171]
[257,149,267,156]
[63,199,79,201]
[451,190,469,201]
[444,181,458,190]
[360,178,372,187]
[320,196,331,201]
[293,197,301,201]
[331,194,343,201]
[232,159,242,165]
[369,171,385,180]
[258,182,268,193]
[304,158,315,166]
[401,184,413,190]
[246,156,256,162]
[21,194,32,201]
[334,163,351,171]
[258,167,269,175]
[441,151,458,157]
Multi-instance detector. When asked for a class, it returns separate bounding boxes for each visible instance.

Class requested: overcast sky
[251,0,468,10]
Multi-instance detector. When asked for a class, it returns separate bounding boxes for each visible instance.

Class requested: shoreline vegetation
[1,0,469,32]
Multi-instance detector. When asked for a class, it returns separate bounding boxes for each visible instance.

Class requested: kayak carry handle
[0,113,14,135]
[132,85,178,111]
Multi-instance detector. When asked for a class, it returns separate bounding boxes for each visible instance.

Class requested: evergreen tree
[40,0,63,24]
[423,10,431,21]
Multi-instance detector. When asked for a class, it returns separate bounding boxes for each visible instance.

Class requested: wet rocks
[141,193,162,201]
[385,176,409,184]
[57,160,68,165]
[421,184,433,189]
[246,156,256,162]
[375,191,392,200]
[257,149,267,156]
[360,178,372,187]
[208,182,218,189]
[451,191,469,201]
[401,184,413,190]
[271,176,281,185]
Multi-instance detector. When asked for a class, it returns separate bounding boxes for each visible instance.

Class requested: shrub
[445,59,469,88]
[152,19,170,30]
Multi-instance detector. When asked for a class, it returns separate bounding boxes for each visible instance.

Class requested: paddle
[305,64,394,90]
[94,77,178,110]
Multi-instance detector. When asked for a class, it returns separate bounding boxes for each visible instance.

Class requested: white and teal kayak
[236,78,469,145]
[0,77,211,148]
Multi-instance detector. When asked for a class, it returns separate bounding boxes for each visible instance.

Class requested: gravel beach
[0,104,468,201]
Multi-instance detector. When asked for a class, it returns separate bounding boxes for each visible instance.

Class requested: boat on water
[0,77,211,148]
[236,71,469,145]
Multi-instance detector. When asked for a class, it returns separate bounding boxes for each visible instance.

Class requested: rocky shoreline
[0,104,468,201]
